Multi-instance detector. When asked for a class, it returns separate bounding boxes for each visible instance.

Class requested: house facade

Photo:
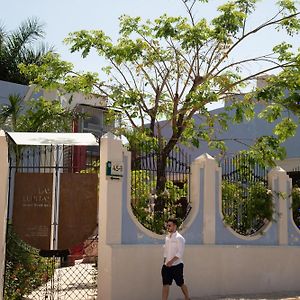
[156,82,300,174]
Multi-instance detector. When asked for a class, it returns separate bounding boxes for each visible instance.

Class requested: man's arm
[165,236,185,267]
[165,256,180,267]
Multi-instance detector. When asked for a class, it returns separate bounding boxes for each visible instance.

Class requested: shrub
[131,170,189,234]
[222,181,274,235]
[4,226,54,300]
[291,186,300,228]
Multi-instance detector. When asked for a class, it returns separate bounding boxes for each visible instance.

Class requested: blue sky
[2,0,299,75]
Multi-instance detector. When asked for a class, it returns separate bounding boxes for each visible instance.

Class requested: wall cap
[268,166,287,176]
[194,153,215,163]
[101,132,120,140]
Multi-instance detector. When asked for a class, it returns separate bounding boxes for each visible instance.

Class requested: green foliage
[4,226,54,300]
[291,186,300,228]
[258,104,284,123]
[0,17,52,85]
[18,97,75,132]
[0,95,75,132]
[212,2,246,41]
[0,94,23,130]
[131,170,189,234]
[222,181,274,235]
[80,159,100,174]
[273,117,298,142]
[239,137,287,167]
[19,0,300,194]
[255,51,300,118]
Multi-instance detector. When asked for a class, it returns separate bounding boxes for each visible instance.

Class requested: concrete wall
[0,131,9,300]
[98,133,300,300]
[103,244,300,300]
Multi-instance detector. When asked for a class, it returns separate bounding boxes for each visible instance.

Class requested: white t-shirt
[163,231,185,266]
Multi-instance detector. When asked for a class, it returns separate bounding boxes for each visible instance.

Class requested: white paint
[0,131,8,300]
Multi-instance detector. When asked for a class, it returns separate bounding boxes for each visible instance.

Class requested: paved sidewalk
[188,292,300,300]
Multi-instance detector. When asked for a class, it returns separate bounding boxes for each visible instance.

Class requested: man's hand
[165,256,179,267]
[165,261,173,267]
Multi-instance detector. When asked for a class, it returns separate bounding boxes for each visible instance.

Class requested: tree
[0,94,23,131]
[20,0,300,202]
[0,17,52,84]
[0,94,76,168]
[0,95,75,132]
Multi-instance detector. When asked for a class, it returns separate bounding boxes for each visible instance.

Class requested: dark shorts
[161,263,184,286]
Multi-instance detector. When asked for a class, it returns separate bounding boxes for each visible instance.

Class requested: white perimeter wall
[98,133,300,300]
[105,245,300,300]
[0,131,8,300]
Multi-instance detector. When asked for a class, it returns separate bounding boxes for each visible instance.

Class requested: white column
[193,153,219,245]
[268,166,291,245]
[0,131,9,300]
[98,133,124,245]
[98,133,125,300]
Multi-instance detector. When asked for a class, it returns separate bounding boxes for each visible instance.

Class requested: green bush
[131,170,189,234]
[4,226,54,300]
[222,181,274,235]
[291,186,300,228]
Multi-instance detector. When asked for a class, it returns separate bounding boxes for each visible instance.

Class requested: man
[161,218,190,300]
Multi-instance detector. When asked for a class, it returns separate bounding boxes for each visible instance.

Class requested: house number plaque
[106,161,124,177]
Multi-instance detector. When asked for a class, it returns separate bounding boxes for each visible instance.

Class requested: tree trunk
[155,152,168,212]
[154,137,179,213]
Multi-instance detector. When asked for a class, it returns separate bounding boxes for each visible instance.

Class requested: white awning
[6,132,99,146]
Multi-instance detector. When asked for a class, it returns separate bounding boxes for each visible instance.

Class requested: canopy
[6,132,99,146]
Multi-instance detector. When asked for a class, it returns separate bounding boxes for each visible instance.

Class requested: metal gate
[4,133,99,300]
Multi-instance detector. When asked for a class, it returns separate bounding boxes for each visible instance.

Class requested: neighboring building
[0,79,114,172]
[0,79,112,136]
[156,78,300,173]
[176,104,300,172]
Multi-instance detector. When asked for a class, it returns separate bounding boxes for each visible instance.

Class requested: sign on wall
[13,172,98,250]
[13,173,53,250]
[106,161,124,177]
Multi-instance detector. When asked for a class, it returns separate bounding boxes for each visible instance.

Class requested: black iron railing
[221,153,272,236]
[8,144,99,174]
[131,141,191,233]
[288,166,300,229]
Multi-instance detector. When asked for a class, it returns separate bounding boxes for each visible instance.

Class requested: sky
[2,0,299,76]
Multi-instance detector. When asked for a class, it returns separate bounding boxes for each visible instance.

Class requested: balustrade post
[268,166,291,245]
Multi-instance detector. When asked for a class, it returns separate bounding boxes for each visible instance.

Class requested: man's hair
[167,218,178,227]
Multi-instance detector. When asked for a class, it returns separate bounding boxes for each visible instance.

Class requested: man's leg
[180,283,190,300]
[162,285,170,300]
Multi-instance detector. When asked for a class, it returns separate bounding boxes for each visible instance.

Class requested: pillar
[0,131,9,300]
[97,132,125,300]
[191,153,220,245]
[268,166,291,245]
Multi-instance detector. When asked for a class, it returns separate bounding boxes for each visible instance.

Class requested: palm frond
[0,17,52,84]
[7,17,45,54]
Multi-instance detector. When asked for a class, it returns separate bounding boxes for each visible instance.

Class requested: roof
[6,132,99,146]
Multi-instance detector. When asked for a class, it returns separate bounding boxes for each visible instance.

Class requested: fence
[5,142,99,300]
[288,166,300,229]
[287,165,300,187]
[131,141,191,233]
[8,144,99,174]
[221,153,270,236]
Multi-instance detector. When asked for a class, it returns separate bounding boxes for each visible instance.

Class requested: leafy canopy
[20,0,300,167]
